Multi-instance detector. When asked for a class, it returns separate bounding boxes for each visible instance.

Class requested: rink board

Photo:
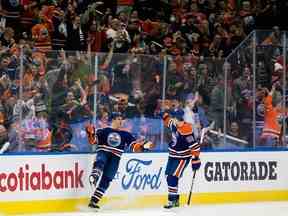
[0,151,288,215]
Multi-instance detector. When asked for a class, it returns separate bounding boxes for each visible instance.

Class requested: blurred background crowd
[0,0,287,153]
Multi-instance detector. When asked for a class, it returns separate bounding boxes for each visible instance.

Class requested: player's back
[168,122,197,158]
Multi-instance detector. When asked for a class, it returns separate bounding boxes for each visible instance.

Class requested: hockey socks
[164,175,180,208]
[167,175,179,201]
[90,187,104,209]
[89,175,112,208]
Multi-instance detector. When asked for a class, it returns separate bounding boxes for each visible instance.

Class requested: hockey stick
[200,121,215,144]
[187,170,197,206]
[186,121,215,206]
[209,130,248,144]
[0,142,10,154]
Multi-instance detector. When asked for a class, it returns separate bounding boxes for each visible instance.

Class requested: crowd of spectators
[2,0,283,56]
[0,0,286,153]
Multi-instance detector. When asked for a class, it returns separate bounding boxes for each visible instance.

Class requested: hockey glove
[161,112,170,121]
[131,140,155,152]
[85,124,96,145]
[191,156,201,171]
[143,140,155,150]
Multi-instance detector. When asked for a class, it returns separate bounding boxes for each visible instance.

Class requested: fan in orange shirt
[261,85,285,147]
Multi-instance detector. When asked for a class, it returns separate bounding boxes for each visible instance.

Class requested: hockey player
[85,112,154,210]
[162,112,201,209]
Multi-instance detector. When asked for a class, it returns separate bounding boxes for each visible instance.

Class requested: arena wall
[0,151,288,215]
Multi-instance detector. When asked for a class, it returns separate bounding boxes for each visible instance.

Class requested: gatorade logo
[0,163,84,192]
[204,161,277,182]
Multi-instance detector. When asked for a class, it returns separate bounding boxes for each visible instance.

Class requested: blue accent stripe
[0,151,92,156]
[201,147,288,152]
[0,147,288,156]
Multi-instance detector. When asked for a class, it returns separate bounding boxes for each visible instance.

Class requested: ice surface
[17,201,288,216]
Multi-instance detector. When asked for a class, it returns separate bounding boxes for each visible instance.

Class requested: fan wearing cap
[85,112,154,210]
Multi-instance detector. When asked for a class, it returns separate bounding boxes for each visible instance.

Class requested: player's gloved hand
[191,156,201,171]
[160,112,170,120]
[85,123,95,135]
[143,140,155,150]
[85,124,96,145]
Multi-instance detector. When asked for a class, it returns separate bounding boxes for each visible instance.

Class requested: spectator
[1,0,20,37]
[221,120,249,149]
[228,121,248,142]
[66,16,86,51]
[87,18,105,52]
[106,18,131,53]
[260,85,284,147]
[207,75,225,131]
[232,65,253,137]
[0,27,15,48]
[51,8,67,50]
[239,1,255,33]
[60,79,87,123]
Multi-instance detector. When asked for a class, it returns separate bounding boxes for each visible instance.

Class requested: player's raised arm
[162,112,178,132]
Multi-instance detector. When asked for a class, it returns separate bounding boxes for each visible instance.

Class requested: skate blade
[77,204,100,212]
[162,207,179,214]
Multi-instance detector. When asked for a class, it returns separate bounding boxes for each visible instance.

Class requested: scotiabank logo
[0,163,84,192]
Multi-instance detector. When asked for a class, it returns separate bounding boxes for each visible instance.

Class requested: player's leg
[89,151,108,187]
[89,175,112,209]
[164,157,189,209]
[89,155,120,209]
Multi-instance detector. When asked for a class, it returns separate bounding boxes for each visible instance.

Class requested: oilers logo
[107,132,121,147]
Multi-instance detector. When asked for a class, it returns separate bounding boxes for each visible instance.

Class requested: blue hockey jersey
[163,113,200,158]
[95,127,137,157]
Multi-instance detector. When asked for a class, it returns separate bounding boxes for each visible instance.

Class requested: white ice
[17,201,288,216]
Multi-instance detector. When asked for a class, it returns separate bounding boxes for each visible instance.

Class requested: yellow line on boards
[1,191,288,215]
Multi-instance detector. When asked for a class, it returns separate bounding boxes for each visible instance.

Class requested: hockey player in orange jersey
[161,112,201,208]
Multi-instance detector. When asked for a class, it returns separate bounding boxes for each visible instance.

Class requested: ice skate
[88,200,100,211]
[163,200,179,209]
[77,201,100,212]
